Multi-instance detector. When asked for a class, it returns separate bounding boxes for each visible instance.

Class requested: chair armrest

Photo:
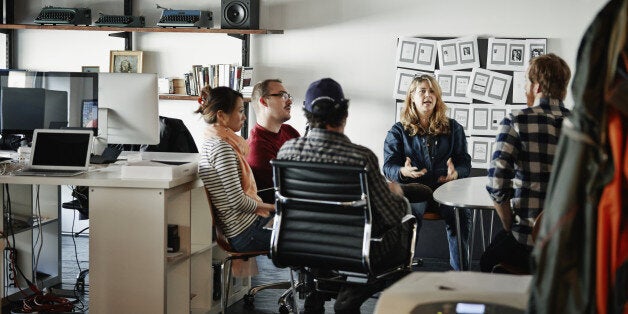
[368,213,417,274]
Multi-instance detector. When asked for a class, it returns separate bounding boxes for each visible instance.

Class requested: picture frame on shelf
[82,66,100,73]
[110,50,143,73]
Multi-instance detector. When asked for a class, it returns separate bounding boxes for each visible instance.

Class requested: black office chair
[144,116,198,153]
[269,160,416,312]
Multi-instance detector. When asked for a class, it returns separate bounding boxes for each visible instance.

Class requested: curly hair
[194,86,243,124]
[527,53,571,100]
[400,75,450,136]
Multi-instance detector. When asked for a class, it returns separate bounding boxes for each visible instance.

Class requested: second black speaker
[221,0,259,29]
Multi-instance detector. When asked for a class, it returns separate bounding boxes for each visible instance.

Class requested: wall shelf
[0,24,283,35]
[159,94,251,102]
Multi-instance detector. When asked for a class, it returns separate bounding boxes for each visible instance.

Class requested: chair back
[204,189,236,253]
[270,160,375,276]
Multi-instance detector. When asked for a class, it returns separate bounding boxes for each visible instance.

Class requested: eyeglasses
[266,91,293,101]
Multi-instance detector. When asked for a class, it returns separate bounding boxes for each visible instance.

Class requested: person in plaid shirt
[277,78,410,314]
[482,53,572,273]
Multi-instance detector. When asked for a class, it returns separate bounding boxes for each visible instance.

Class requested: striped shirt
[486,98,570,246]
[198,137,258,238]
[276,128,408,235]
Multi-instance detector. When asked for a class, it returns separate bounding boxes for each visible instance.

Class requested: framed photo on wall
[436,69,472,103]
[466,68,512,105]
[395,37,438,71]
[524,38,547,65]
[393,68,430,100]
[467,136,496,169]
[437,36,480,70]
[110,50,143,73]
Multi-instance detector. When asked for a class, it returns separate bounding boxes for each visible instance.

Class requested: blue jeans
[228,216,273,252]
[411,202,471,270]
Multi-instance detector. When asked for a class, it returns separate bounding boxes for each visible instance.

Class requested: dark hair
[304,99,348,129]
[194,86,243,124]
[528,53,571,100]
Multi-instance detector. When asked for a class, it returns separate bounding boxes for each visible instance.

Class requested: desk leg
[480,211,486,251]
[469,209,477,270]
[489,211,495,243]
[454,207,464,270]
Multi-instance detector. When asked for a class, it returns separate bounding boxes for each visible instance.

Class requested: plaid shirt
[276,128,409,235]
[486,98,571,246]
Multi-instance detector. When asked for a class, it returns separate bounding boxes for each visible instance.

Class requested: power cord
[2,184,77,313]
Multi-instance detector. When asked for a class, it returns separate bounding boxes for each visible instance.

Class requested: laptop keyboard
[16,169,85,177]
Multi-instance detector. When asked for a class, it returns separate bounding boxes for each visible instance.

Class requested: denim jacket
[383,119,471,189]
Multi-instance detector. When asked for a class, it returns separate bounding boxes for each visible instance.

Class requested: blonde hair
[400,75,450,136]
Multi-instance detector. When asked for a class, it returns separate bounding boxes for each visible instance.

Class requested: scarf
[205,124,261,203]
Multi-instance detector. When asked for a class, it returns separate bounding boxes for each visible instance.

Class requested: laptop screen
[30,130,93,170]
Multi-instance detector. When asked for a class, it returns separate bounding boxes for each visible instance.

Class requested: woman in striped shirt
[196,86,275,252]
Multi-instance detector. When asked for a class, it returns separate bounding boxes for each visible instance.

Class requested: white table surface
[433,176,494,209]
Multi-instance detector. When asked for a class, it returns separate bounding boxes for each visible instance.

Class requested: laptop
[15,129,93,177]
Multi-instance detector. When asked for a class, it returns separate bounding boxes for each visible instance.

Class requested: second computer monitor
[98,73,159,145]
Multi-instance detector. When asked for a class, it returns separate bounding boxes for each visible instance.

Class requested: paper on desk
[121,160,197,180]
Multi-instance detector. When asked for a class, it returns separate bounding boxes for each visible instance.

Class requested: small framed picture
[508,44,525,66]
[82,66,100,73]
[110,50,143,73]
[395,101,404,123]
[453,107,469,130]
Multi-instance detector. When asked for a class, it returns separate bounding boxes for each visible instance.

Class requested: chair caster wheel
[243,293,255,309]
[278,304,291,314]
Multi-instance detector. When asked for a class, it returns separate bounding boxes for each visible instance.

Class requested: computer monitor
[44,89,69,128]
[97,73,159,145]
[0,87,46,139]
[0,70,98,150]
[40,71,98,132]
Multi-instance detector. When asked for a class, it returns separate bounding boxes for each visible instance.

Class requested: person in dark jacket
[383,74,472,271]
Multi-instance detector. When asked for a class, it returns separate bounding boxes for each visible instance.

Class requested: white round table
[433,176,495,270]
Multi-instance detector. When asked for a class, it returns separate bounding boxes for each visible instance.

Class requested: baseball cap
[303,78,349,116]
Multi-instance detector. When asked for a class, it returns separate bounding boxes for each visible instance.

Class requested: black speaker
[221,0,259,30]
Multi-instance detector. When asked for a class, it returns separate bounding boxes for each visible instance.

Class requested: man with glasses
[247,79,300,203]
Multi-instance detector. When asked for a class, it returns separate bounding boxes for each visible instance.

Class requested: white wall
[12,0,609,162]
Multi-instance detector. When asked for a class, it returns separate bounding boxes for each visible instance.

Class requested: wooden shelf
[191,243,213,256]
[0,24,283,35]
[166,251,188,264]
[159,94,251,102]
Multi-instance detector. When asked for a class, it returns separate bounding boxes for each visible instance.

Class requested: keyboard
[14,169,86,177]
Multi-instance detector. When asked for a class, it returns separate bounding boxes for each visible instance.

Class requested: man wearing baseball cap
[277,78,410,313]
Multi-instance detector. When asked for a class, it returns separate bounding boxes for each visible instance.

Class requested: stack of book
[183,64,253,97]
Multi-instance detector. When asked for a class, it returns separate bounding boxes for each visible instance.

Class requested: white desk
[374,271,532,313]
[433,177,494,270]
[0,152,234,313]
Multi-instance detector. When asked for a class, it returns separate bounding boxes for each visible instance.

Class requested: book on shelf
[240,67,254,97]
[180,64,253,96]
